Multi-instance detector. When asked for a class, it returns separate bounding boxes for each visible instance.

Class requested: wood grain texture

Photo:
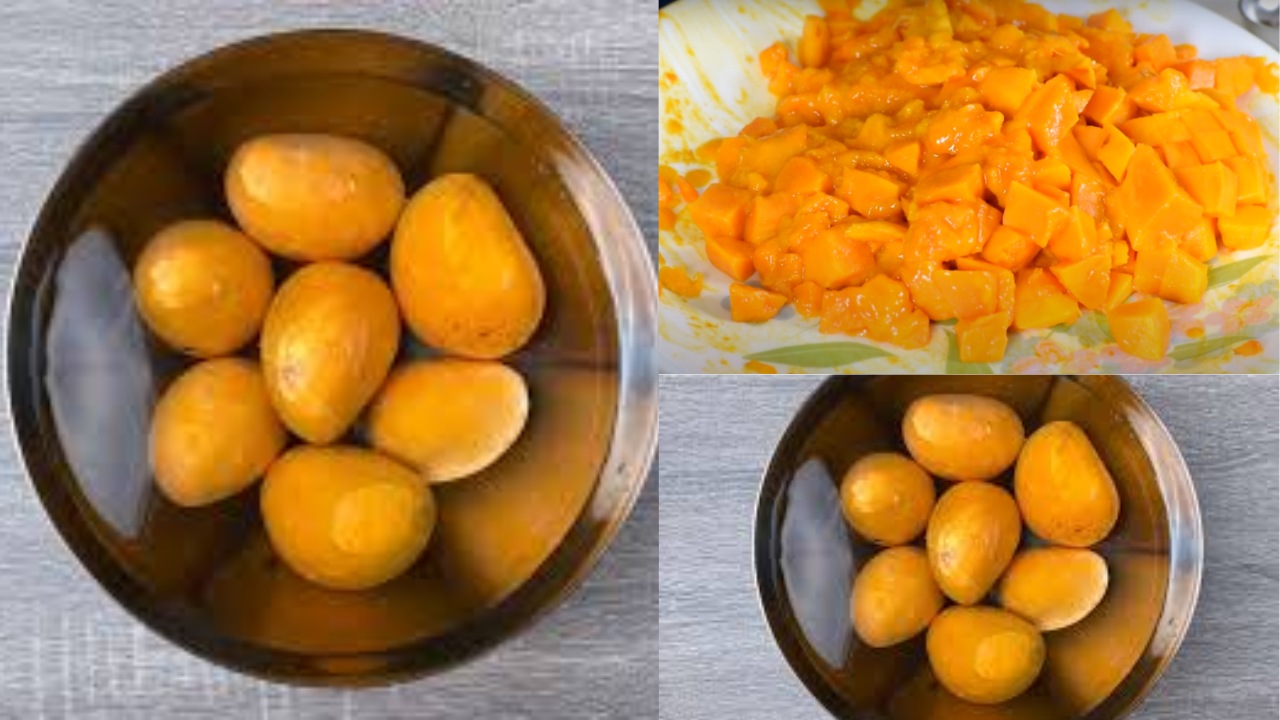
[658,375,1279,720]
[0,1,656,718]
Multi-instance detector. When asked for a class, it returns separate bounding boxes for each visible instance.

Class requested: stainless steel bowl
[6,30,656,685]
[755,377,1202,720]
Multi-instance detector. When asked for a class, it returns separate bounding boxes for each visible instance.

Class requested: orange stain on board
[1234,339,1264,356]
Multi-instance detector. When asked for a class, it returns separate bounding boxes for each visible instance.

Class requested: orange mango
[689,183,755,238]
[1218,206,1272,250]
[730,283,788,322]
[706,236,757,282]
[1107,298,1170,360]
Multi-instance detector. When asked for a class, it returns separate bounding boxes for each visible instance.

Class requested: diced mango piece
[1189,129,1238,164]
[1112,239,1132,268]
[1033,157,1073,191]
[1049,206,1101,263]
[1134,35,1176,69]
[799,15,830,68]
[1129,68,1195,112]
[915,163,986,204]
[1097,124,1136,182]
[799,192,851,223]
[836,168,903,220]
[1105,271,1135,310]
[774,157,832,195]
[744,193,803,245]
[1173,59,1216,89]
[1014,268,1081,330]
[954,256,1016,327]
[735,126,813,185]
[1107,298,1170,360]
[1157,247,1208,304]
[706,236,758,282]
[1214,56,1256,98]
[1223,156,1266,205]
[936,270,999,320]
[820,275,932,349]
[1087,9,1131,33]
[980,67,1038,115]
[846,220,909,244]
[799,228,878,289]
[884,140,922,176]
[1180,218,1218,262]
[1050,254,1111,309]
[1160,141,1201,169]
[956,313,1009,362]
[1004,181,1069,246]
[793,281,825,319]
[1218,206,1273,250]
[758,42,789,79]
[1073,125,1108,159]
[982,225,1041,270]
[659,266,703,298]
[715,137,749,183]
[1071,173,1107,219]
[875,241,905,280]
[1120,113,1190,146]
[730,283,787,323]
[924,104,1004,155]
[1017,74,1079,153]
[689,183,755,239]
[905,200,1002,262]
[1134,247,1171,295]
[1105,145,1204,252]
[1083,86,1136,127]
[1174,162,1238,218]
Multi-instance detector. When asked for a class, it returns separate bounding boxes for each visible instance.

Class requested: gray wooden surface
[658,376,1279,720]
[0,2,656,719]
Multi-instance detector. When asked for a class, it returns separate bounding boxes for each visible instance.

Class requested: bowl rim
[4,27,657,686]
[751,376,1204,720]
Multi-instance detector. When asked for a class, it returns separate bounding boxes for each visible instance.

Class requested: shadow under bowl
[6,30,656,685]
[754,376,1202,720]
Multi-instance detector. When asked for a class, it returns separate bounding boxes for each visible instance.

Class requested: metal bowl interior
[6,30,656,685]
[754,377,1202,720]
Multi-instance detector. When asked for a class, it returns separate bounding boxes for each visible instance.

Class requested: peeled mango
[150,358,284,507]
[391,174,545,358]
[1015,421,1120,547]
[261,446,435,591]
[368,359,530,483]
[226,133,405,261]
[927,482,1022,605]
[261,262,400,444]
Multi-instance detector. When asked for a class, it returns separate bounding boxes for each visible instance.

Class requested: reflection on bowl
[7,30,655,685]
[755,377,1202,720]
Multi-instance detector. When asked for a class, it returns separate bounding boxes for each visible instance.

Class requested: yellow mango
[226,134,405,261]
[261,263,400,444]
[1015,421,1120,546]
[852,546,944,647]
[150,359,284,507]
[392,174,546,358]
[927,482,1022,604]
[261,446,436,591]
[368,359,529,484]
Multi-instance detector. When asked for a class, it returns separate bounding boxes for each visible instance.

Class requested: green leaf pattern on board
[1207,256,1268,289]
[945,330,993,374]
[1167,334,1254,362]
[743,342,894,367]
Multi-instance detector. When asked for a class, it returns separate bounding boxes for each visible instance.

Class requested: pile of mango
[842,394,1119,705]
[663,0,1277,362]
[137,134,544,591]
